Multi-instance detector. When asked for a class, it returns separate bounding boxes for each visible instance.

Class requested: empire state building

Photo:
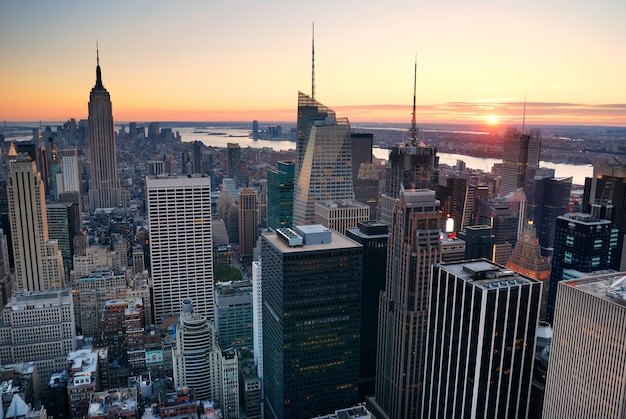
[87,51,122,211]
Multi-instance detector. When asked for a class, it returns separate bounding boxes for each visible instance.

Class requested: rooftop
[440,259,538,290]
[264,227,361,254]
[563,271,626,308]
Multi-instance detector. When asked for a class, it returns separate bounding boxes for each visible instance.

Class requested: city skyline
[1,1,625,126]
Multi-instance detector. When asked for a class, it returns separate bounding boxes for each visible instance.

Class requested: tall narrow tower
[500,127,541,198]
[7,154,65,291]
[88,49,122,211]
[380,62,438,224]
[370,189,441,419]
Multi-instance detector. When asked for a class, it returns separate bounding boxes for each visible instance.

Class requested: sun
[487,114,499,125]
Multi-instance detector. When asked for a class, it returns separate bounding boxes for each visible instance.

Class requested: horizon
[1,1,625,127]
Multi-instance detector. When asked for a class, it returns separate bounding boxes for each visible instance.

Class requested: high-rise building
[422,260,541,418]
[172,299,239,417]
[582,156,626,270]
[214,280,253,351]
[500,127,541,198]
[292,92,354,226]
[370,189,441,419]
[251,260,263,380]
[438,174,471,232]
[350,133,373,180]
[261,225,362,418]
[87,51,123,211]
[458,224,495,260]
[534,176,572,252]
[266,160,295,231]
[0,289,76,386]
[506,223,551,319]
[238,188,258,258]
[60,148,81,194]
[546,213,618,324]
[146,174,214,322]
[543,272,626,418]
[47,202,81,280]
[227,143,242,187]
[7,154,65,291]
[475,198,520,265]
[345,221,389,401]
[314,199,370,235]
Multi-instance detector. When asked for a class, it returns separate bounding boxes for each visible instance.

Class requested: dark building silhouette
[267,161,295,231]
[458,225,495,260]
[346,221,389,400]
[262,225,362,418]
[534,177,572,253]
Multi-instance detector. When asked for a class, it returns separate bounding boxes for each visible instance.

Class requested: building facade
[87,53,123,211]
[543,272,626,417]
[261,225,362,418]
[146,174,214,322]
[370,189,441,419]
[500,127,541,198]
[314,199,370,235]
[238,188,258,258]
[423,260,541,418]
[266,160,295,231]
[7,154,65,291]
[292,92,355,226]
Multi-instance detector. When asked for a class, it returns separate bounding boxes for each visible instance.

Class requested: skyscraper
[7,154,65,291]
[146,174,214,322]
[534,176,572,252]
[292,92,354,226]
[546,213,618,324]
[262,225,362,418]
[266,160,295,231]
[87,50,123,211]
[500,127,541,198]
[423,260,541,418]
[227,142,242,187]
[60,148,81,194]
[543,272,626,418]
[345,221,389,401]
[380,63,438,225]
[238,188,258,259]
[370,189,441,419]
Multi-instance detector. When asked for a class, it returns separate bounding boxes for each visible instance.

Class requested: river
[178,126,593,186]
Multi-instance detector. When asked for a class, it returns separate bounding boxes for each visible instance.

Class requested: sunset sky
[1,0,625,126]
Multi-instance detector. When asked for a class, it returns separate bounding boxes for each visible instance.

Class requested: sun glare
[487,115,499,125]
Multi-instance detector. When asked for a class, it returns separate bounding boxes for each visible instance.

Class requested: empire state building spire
[87,48,123,211]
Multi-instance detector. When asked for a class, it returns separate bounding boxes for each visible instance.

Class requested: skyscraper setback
[7,152,65,291]
[371,189,441,419]
[87,50,123,211]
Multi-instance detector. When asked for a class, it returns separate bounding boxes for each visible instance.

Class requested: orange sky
[1,1,625,127]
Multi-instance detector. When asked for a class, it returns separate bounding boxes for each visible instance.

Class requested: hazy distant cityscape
[0,47,625,419]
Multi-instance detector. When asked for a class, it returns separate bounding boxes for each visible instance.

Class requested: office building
[422,260,541,418]
[0,289,76,387]
[215,280,253,351]
[534,176,572,252]
[500,127,541,198]
[547,213,618,323]
[438,174,472,232]
[238,188,258,258]
[506,223,551,318]
[266,160,295,231]
[146,174,214,323]
[47,202,81,280]
[458,224,495,260]
[87,51,123,211]
[314,199,370,235]
[227,142,242,187]
[370,189,441,419]
[7,154,65,291]
[74,269,126,338]
[262,225,362,418]
[292,92,355,226]
[60,148,80,194]
[350,133,373,179]
[345,221,389,400]
[476,198,520,265]
[543,272,626,418]
[582,156,626,270]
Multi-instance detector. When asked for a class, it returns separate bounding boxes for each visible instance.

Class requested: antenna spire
[96,41,99,66]
[521,93,527,134]
[311,22,315,100]
[95,41,103,89]
[409,55,418,145]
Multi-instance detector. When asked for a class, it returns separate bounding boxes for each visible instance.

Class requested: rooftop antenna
[521,93,527,134]
[96,41,99,66]
[311,22,315,100]
[409,54,418,146]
